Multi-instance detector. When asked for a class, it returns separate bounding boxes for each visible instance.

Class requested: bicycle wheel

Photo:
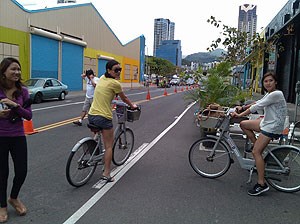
[66,138,98,187]
[188,137,231,178]
[265,146,300,192]
[112,128,134,166]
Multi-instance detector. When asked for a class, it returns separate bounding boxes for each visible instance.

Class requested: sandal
[101,175,114,183]
[0,208,8,223]
[8,198,27,216]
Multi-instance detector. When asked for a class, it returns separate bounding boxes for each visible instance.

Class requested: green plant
[184,62,248,109]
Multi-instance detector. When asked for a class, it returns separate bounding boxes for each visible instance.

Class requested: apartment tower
[238,4,257,43]
[153,18,175,56]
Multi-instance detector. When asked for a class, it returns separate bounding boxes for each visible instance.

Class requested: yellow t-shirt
[89,76,122,120]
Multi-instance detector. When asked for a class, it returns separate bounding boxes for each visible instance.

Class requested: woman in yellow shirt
[88,60,137,182]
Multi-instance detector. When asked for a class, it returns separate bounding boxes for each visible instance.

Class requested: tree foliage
[145,56,177,76]
[206,16,282,67]
[184,62,247,109]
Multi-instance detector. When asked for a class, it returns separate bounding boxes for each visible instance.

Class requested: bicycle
[66,101,141,187]
[189,107,300,193]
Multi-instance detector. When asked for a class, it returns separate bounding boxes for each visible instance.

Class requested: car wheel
[34,92,43,104]
[59,92,66,100]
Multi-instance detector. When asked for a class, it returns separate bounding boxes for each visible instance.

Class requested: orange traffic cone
[174,86,177,93]
[181,86,184,91]
[163,87,168,96]
[146,88,151,100]
[186,86,188,90]
[23,119,38,135]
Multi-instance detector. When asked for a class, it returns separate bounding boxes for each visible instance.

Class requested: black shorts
[88,114,113,130]
[261,130,282,140]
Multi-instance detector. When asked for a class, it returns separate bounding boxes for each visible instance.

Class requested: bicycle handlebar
[112,100,141,111]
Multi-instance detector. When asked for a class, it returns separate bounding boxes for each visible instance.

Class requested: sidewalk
[252,92,300,123]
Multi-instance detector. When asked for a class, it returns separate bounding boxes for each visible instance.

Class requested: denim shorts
[261,130,282,140]
[88,114,113,130]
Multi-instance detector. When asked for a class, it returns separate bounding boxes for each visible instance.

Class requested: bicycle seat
[87,123,103,133]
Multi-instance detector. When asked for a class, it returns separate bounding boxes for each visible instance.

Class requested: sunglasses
[113,68,122,73]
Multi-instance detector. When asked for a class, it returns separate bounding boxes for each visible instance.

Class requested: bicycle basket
[127,107,141,122]
[198,107,228,129]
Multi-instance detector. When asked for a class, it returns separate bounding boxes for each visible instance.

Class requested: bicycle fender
[71,137,95,152]
[269,144,300,151]
[263,144,300,160]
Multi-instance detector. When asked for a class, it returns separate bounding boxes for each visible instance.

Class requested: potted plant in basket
[184,62,248,137]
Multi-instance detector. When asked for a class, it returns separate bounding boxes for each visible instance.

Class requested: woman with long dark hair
[0,57,32,222]
[88,60,137,182]
[232,72,287,196]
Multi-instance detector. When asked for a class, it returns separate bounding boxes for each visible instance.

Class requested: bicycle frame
[206,115,296,174]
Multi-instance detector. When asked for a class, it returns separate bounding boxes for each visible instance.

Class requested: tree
[206,16,282,69]
[145,56,177,76]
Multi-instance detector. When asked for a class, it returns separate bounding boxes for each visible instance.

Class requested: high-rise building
[238,4,257,43]
[156,40,182,67]
[153,18,175,56]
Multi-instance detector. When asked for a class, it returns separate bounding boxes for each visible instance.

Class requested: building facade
[156,40,182,67]
[153,18,175,56]
[0,0,145,91]
[238,4,257,43]
[263,0,300,103]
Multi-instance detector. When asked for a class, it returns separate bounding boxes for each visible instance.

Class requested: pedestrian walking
[0,57,32,223]
[73,69,99,126]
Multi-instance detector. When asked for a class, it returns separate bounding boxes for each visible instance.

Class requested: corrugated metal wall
[0,0,144,90]
[31,35,59,79]
[62,42,83,91]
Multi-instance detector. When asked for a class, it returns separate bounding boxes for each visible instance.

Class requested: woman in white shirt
[231,72,287,196]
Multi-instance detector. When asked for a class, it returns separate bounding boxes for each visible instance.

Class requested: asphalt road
[6,86,300,224]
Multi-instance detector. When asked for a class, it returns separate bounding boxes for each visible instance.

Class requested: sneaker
[248,183,269,196]
[73,121,82,126]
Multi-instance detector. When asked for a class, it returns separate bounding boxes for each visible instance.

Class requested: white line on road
[62,101,196,224]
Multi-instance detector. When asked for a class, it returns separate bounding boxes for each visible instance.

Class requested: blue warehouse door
[31,35,58,78]
[62,42,83,91]
[98,59,108,78]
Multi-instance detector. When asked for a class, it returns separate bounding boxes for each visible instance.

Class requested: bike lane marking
[62,101,196,224]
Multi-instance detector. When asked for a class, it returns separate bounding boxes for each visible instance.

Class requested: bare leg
[252,134,271,185]
[240,119,261,144]
[101,128,114,178]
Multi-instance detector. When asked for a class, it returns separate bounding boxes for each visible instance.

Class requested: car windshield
[25,79,45,87]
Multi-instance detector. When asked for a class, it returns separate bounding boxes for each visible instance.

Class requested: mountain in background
[182,48,226,65]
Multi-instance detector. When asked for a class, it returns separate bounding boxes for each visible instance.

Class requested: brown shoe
[0,207,8,223]
[8,198,27,216]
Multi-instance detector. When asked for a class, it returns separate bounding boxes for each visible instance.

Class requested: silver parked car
[24,78,68,104]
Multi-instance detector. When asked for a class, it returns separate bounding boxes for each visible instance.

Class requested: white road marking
[32,102,84,111]
[62,101,196,224]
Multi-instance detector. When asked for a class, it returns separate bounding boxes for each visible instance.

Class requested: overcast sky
[18,0,289,57]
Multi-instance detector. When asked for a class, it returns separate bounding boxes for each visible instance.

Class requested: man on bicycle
[88,60,137,182]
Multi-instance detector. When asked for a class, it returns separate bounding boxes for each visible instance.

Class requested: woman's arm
[118,92,137,109]
[250,91,282,113]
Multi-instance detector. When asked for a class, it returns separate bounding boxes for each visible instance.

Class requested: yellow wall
[84,48,139,83]
[0,26,30,80]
